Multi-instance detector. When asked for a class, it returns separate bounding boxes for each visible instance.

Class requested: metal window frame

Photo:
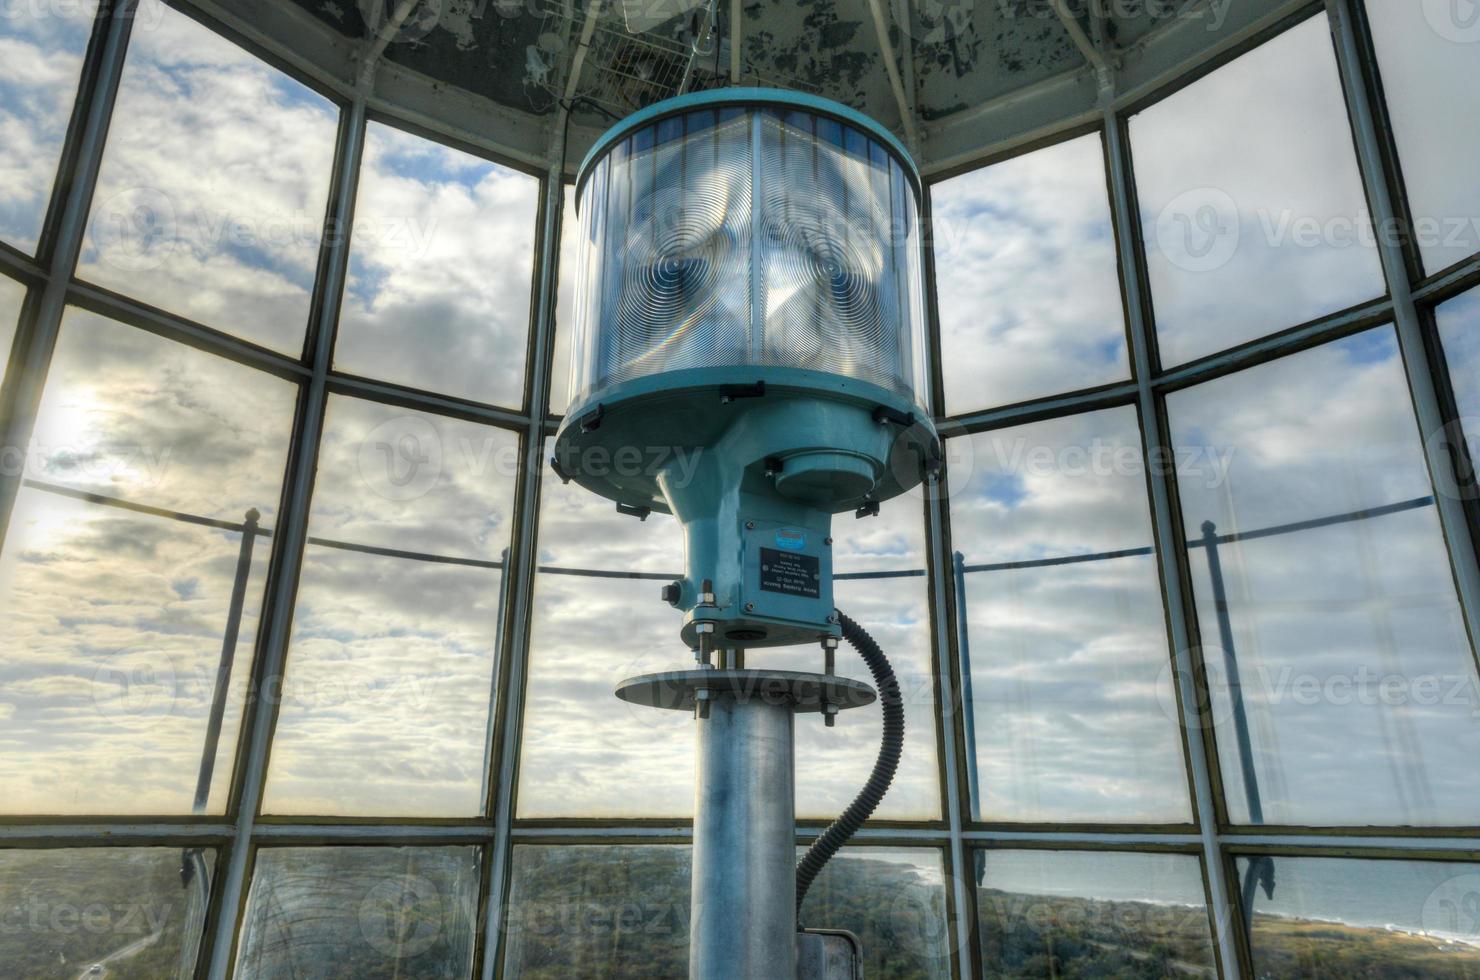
[0,1,1477,979]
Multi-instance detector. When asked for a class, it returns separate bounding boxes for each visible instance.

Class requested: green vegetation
[1248,914,1480,979]
[0,847,209,980]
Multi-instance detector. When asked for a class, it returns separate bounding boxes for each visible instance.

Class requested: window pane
[334,121,538,405]
[799,847,951,980]
[932,133,1128,414]
[79,0,337,353]
[503,844,950,979]
[548,184,577,416]
[977,849,1216,978]
[236,846,480,979]
[0,274,23,367]
[1437,287,1480,460]
[1168,328,1480,825]
[0,0,94,253]
[263,398,518,816]
[1240,855,1480,976]
[503,845,691,978]
[519,455,693,818]
[0,847,216,978]
[1364,1,1480,274]
[0,309,295,814]
[1131,17,1385,366]
[949,408,1193,823]
[521,453,937,819]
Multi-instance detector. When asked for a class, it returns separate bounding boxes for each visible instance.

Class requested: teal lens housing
[554,89,937,650]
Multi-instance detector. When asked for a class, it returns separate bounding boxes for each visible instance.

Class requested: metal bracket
[719,380,766,402]
[854,500,880,519]
[615,501,651,521]
[871,404,915,427]
[578,402,605,433]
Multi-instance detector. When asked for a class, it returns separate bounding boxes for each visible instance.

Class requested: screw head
[744,602,755,613]
[824,536,833,546]
[745,520,756,530]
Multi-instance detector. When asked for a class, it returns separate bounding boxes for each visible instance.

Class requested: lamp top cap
[575,86,920,201]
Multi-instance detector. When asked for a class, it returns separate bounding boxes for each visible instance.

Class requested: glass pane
[236,846,479,979]
[521,448,936,819]
[1168,328,1480,825]
[263,398,518,816]
[1364,1,1480,274]
[0,847,216,979]
[503,845,691,978]
[79,0,337,354]
[519,448,692,817]
[0,0,95,253]
[799,847,951,980]
[1239,855,1480,977]
[335,120,539,405]
[549,184,577,417]
[1131,17,1385,366]
[503,845,949,979]
[746,497,941,820]
[978,849,1216,978]
[0,309,295,814]
[0,274,24,367]
[1437,287,1480,470]
[949,408,1193,823]
[932,133,1129,414]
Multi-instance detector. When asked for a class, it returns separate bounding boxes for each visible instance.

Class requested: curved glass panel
[1240,856,1480,976]
[79,0,337,354]
[0,274,23,369]
[1169,329,1480,826]
[0,309,295,815]
[1364,0,1480,274]
[932,133,1129,414]
[0,0,95,253]
[335,120,539,405]
[1131,17,1385,366]
[235,846,480,979]
[977,849,1216,977]
[572,105,928,409]
[503,845,951,979]
[949,408,1194,824]
[0,847,215,978]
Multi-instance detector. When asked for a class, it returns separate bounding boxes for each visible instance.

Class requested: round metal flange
[615,669,875,714]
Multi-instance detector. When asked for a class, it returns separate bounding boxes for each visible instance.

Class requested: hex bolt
[823,703,838,728]
[824,536,833,546]
[744,602,755,613]
[745,520,756,530]
[695,688,712,720]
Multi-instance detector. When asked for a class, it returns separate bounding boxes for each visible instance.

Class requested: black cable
[795,609,904,913]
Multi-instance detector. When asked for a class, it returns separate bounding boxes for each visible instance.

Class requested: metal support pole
[691,695,798,980]
[193,509,263,812]
[1200,521,1275,939]
[951,551,980,820]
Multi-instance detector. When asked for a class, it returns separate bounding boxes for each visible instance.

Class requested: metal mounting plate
[615,669,875,713]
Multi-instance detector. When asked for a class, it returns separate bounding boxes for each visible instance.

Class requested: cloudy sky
[1130,16,1387,367]
[0,0,1475,917]
[931,132,1130,415]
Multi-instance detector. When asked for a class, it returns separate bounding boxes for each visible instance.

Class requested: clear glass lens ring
[571,104,929,411]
